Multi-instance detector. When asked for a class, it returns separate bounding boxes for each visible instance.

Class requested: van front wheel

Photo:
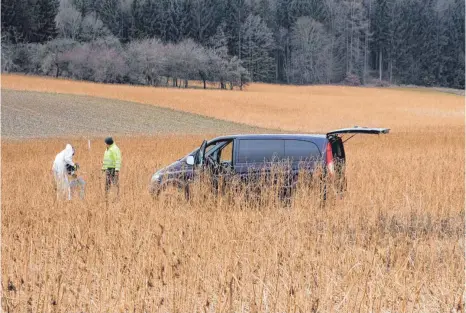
[157,182,189,205]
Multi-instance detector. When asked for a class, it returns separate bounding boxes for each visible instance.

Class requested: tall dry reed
[2,131,464,312]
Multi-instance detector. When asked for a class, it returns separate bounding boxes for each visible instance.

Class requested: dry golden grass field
[3,74,464,132]
[1,75,465,312]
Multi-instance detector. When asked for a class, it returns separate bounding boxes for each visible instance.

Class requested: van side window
[220,141,233,163]
[284,140,321,162]
[238,139,284,164]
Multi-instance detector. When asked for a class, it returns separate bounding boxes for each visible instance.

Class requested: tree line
[2,0,464,89]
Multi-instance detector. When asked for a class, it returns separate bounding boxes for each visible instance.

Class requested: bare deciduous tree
[40,38,77,77]
[81,12,110,41]
[55,0,82,40]
[289,17,331,84]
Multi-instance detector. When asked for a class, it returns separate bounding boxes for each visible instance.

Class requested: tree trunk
[238,9,242,60]
[349,2,354,74]
[275,49,279,83]
[285,36,290,83]
[363,34,368,84]
[389,60,393,84]
[184,79,188,88]
[329,16,335,84]
[203,79,206,89]
[345,17,349,73]
[379,50,383,81]
[366,0,371,84]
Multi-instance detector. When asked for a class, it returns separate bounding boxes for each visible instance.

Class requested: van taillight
[326,142,335,176]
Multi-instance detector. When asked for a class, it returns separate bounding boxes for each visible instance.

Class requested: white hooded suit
[52,144,76,200]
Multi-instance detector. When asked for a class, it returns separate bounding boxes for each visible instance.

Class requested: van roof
[209,133,328,142]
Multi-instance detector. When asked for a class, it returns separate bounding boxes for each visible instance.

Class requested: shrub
[342,72,361,86]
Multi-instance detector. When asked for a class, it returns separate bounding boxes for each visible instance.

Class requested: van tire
[157,181,190,204]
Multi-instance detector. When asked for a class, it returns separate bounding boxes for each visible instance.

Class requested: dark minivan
[149,126,389,200]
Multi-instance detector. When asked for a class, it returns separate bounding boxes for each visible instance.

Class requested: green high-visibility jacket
[102,144,122,171]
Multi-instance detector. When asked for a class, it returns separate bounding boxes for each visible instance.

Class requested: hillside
[1,89,269,139]
[3,74,464,133]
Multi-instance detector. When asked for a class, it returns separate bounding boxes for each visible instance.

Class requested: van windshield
[179,141,219,162]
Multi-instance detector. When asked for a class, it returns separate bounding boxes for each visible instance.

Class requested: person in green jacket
[102,137,122,195]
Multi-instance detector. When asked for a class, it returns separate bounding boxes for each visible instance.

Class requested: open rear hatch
[327,126,390,136]
[324,126,390,195]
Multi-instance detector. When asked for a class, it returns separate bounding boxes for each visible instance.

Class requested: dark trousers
[105,168,119,194]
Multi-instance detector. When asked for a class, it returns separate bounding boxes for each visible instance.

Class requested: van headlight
[151,173,161,183]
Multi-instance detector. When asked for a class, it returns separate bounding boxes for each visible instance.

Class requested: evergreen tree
[208,23,229,58]
[240,14,275,81]
[372,0,391,80]
[418,0,439,86]
[441,0,465,88]
[33,0,59,42]
[137,0,163,39]
[224,0,249,58]
[1,0,464,88]
[96,0,120,37]
[1,0,59,43]
[1,0,31,43]
[129,0,143,39]
[72,0,91,16]
[274,0,294,82]
[190,0,224,44]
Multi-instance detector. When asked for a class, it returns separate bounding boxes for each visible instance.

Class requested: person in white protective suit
[52,144,85,200]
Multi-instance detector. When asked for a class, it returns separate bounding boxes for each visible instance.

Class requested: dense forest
[2,0,464,89]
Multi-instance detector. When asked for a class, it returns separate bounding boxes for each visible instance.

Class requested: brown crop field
[1,90,268,139]
[2,74,464,133]
[1,75,465,312]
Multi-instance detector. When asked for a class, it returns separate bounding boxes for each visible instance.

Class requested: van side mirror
[186,155,195,166]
